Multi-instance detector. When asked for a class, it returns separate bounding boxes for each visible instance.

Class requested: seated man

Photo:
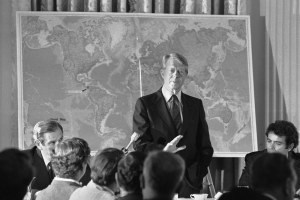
[0,148,33,200]
[141,151,185,200]
[24,120,64,194]
[239,120,300,189]
[24,120,91,197]
[250,153,297,200]
[36,137,91,200]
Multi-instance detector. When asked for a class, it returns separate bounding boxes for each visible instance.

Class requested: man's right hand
[163,135,186,153]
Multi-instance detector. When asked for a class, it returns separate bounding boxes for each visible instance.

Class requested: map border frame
[16,11,257,157]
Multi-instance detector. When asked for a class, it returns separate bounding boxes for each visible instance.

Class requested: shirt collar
[36,147,51,167]
[162,86,182,104]
[54,177,82,186]
[262,193,277,200]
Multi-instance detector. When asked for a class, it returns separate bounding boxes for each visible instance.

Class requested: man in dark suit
[239,120,300,190]
[132,53,214,197]
[24,120,91,198]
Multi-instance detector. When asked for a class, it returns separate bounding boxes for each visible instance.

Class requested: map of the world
[17,12,256,156]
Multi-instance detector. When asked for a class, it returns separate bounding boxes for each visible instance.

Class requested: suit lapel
[152,89,177,136]
[181,93,194,137]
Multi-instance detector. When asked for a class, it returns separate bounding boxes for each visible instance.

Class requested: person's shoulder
[182,93,202,101]
[69,186,86,200]
[140,90,160,99]
[22,146,37,157]
[245,150,265,160]
[219,187,271,200]
[290,151,300,160]
[181,93,204,107]
[137,90,162,104]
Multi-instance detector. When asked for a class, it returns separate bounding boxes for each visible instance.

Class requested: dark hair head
[117,151,146,192]
[250,153,296,191]
[51,137,90,179]
[0,148,33,200]
[265,120,299,150]
[219,187,268,200]
[143,151,185,195]
[33,119,63,144]
[91,148,124,186]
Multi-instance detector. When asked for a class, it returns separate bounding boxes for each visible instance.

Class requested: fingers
[173,145,186,153]
[169,135,183,146]
[131,132,140,142]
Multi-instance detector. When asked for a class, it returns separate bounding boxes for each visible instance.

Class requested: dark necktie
[47,162,55,180]
[170,95,182,134]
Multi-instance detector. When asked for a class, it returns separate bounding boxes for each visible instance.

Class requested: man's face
[37,130,63,160]
[161,59,188,93]
[266,132,292,155]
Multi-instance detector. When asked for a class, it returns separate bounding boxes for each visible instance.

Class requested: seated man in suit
[239,120,300,190]
[24,120,64,195]
[141,151,185,200]
[0,148,34,200]
[24,119,91,197]
[250,153,297,200]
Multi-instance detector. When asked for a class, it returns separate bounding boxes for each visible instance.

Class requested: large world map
[17,12,256,156]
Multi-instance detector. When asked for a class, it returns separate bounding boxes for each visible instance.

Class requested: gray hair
[162,53,189,69]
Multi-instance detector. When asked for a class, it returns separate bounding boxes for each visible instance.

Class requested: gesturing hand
[163,135,186,153]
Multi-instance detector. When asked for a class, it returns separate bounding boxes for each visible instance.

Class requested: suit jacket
[35,179,81,200]
[132,89,214,190]
[239,149,300,190]
[23,146,91,193]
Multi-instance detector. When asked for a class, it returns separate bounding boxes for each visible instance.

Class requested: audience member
[239,120,300,189]
[35,137,90,200]
[218,187,270,200]
[141,151,185,200]
[116,151,146,200]
[24,119,91,197]
[251,153,297,200]
[69,148,124,200]
[24,120,63,195]
[0,148,33,200]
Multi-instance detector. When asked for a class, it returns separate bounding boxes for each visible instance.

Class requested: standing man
[132,53,214,197]
[239,120,300,190]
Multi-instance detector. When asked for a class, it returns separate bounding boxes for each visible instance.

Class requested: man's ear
[287,143,294,151]
[115,173,120,187]
[35,140,43,150]
[140,174,145,189]
[160,69,164,79]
